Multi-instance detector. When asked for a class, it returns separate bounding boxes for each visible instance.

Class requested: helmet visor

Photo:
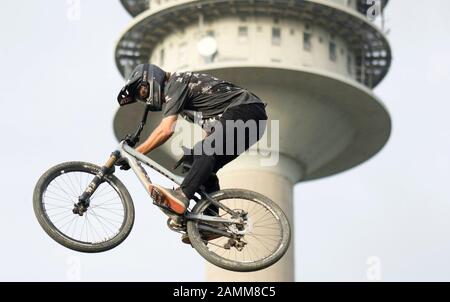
[117,86,137,106]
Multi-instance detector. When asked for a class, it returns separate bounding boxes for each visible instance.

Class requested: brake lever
[123,134,138,148]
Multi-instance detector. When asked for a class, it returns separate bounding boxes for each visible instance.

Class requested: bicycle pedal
[150,186,165,205]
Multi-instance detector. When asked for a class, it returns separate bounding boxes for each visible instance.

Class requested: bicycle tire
[33,161,135,253]
[187,189,291,272]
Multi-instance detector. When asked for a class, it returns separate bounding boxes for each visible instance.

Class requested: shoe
[151,185,189,215]
[181,232,223,245]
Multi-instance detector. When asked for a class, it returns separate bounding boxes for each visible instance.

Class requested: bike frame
[115,141,242,226]
[119,140,183,188]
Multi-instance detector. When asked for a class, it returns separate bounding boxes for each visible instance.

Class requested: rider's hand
[115,158,131,171]
[122,134,138,148]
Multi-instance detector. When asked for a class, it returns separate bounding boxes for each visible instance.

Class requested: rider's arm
[135,115,178,155]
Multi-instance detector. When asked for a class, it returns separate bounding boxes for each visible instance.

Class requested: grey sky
[0,1,449,281]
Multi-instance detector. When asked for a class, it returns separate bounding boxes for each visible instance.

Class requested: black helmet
[117,63,166,111]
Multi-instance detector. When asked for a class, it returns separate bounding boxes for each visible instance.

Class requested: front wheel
[187,189,291,272]
[33,161,135,253]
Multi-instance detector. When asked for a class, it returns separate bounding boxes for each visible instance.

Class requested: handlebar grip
[122,134,137,148]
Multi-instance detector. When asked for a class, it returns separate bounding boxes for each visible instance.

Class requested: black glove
[115,158,131,171]
[122,134,139,148]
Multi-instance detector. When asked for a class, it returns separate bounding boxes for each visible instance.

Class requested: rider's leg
[201,103,268,215]
[180,103,267,243]
[203,173,220,215]
[203,173,220,194]
[180,103,267,204]
[180,149,217,199]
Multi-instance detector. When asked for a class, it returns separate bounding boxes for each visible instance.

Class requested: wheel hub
[72,201,88,216]
[229,210,252,236]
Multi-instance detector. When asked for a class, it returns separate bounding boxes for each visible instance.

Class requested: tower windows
[347,54,353,75]
[272,27,281,46]
[238,26,248,43]
[303,32,312,51]
[329,41,337,62]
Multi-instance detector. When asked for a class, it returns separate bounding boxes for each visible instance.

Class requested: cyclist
[117,64,267,239]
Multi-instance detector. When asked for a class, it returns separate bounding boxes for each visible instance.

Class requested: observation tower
[113,0,392,281]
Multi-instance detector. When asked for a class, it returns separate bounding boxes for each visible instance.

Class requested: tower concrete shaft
[207,153,301,281]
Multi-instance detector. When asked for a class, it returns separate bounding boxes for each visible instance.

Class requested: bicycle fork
[73,151,120,216]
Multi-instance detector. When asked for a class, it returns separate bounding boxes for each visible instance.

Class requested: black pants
[180,103,268,200]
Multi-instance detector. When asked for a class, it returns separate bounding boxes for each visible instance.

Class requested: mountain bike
[33,105,291,272]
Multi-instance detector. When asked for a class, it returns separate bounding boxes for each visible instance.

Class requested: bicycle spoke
[43,196,75,206]
[84,213,90,243]
[77,172,83,196]
[91,205,124,211]
[92,182,109,197]
[69,215,80,239]
[86,213,103,242]
[67,172,81,197]
[52,211,77,224]
[242,245,247,262]
[45,209,72,218]
[60,215,78,233]
[250,233,281,238]
[250,212,271,226]
[246,243,258,262]
[93,207,124,218]
[91,196,122,206]
[90,209,114,238]
[43,201,72,209]
[247,234,276,253]
[252,223,281,229]
[60,173,78,198]
[90,209,123,226]
[46,186,75,203]
[80,214,87,242]
[91,188,116,200]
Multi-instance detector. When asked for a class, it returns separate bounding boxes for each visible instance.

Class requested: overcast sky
[1,0,449,281]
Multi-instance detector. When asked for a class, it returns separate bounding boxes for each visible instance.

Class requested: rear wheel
[33,161,135,253]
[187,189,291,272]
